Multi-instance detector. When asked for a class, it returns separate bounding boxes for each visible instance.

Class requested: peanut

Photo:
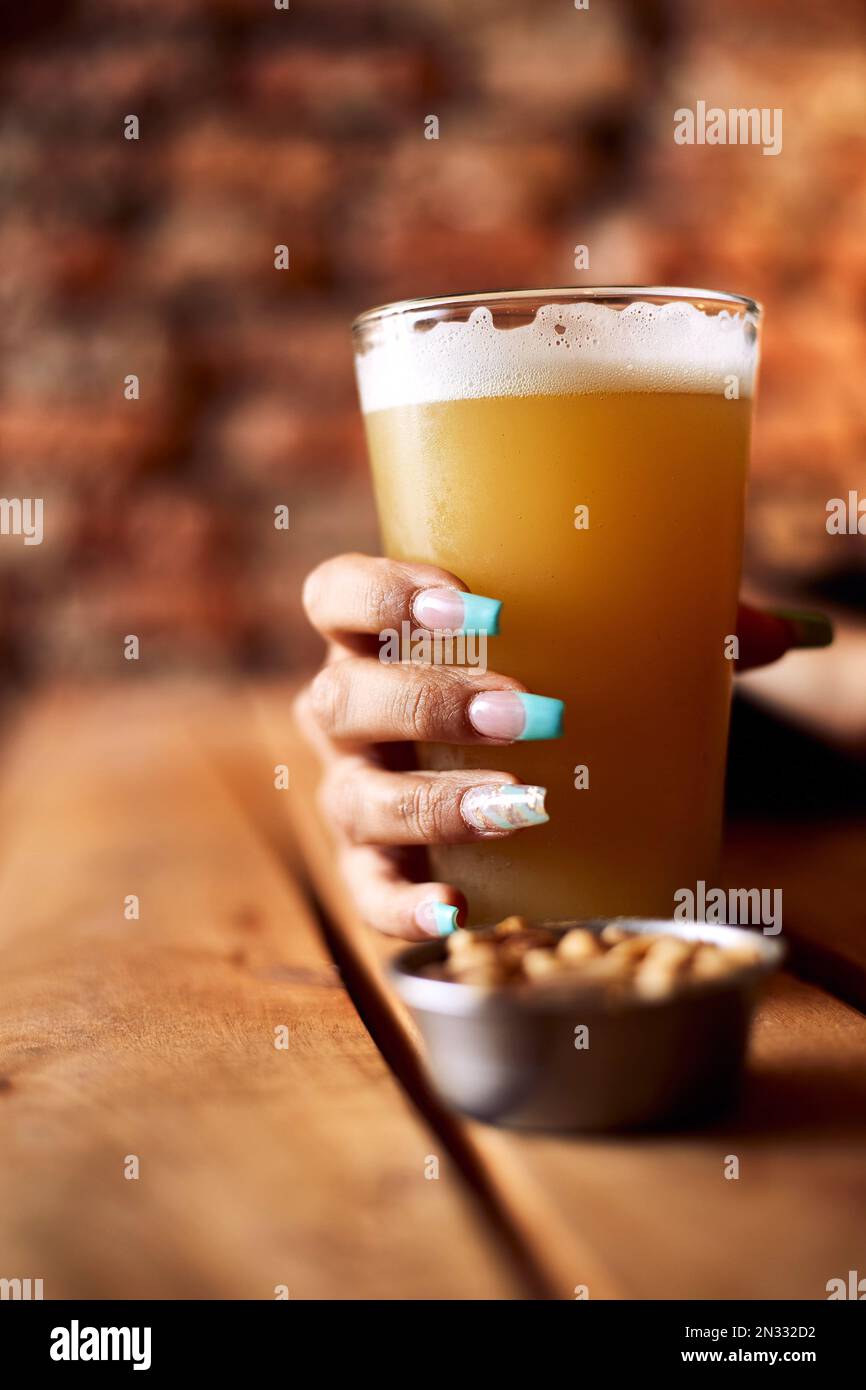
[577,951,635,981]
[493,915,530,937]
[442,921,763,999]
[606,933,661,962]
[690,945,732,979]
[724,945,762,968]
[521,948,562,980]
[600,923,630,946]
[644,937,695,970]
[446,930,492,958]
[633,962,679,1000]
[557,928,603,962]
[452,962,506,987]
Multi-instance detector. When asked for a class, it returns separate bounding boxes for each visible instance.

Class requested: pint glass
[353,289,761,924]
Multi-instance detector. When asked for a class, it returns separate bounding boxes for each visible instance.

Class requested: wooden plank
[0,683,530,1300]
[262,680,866,1299]
[502,975,866,1300]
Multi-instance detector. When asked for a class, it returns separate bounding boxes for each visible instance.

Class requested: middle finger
[308,657,565,745]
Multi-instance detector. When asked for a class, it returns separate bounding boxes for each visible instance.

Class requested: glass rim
[353,285,761,332]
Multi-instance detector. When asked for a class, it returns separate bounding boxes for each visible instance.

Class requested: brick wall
[1,0,864,677]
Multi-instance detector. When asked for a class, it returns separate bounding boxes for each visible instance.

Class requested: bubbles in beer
[355,299,758,414]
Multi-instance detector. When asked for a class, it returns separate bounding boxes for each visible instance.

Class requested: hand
[298,552,832,940]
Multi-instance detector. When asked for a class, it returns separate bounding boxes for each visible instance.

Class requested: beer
[354,292,760,924]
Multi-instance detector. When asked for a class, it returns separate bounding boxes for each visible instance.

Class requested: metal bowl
[388,918,784,1132]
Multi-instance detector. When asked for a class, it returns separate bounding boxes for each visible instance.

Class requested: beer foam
[355,300,757,413]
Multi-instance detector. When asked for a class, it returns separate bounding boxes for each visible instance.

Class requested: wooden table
[1,681,864,1300]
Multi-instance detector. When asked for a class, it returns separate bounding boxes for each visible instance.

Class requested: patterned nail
[415,900,460,937]
[461,783,548,832]
[412,587,502,635]
[468,691,565,741]
[771,608,834,649]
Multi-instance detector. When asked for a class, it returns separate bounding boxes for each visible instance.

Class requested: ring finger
[319,760,549,846]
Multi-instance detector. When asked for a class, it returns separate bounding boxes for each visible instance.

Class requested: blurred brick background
[1,0,864,680]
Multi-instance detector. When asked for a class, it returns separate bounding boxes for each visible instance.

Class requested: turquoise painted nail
[468,690,565,742]
[412,587,502,635]
[415,901,459,936]
[771,608,834,649]
[459,593,502,636]
[516,693,565,741]
[432,903,459,935]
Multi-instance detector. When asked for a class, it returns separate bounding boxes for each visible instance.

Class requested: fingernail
[771,608,835,649]
[415,900,460,937]
[461,783,548,832]
[412,588,502,635]
[468,691,565,741]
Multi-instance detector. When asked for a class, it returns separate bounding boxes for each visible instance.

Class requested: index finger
[302,552,502,640]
